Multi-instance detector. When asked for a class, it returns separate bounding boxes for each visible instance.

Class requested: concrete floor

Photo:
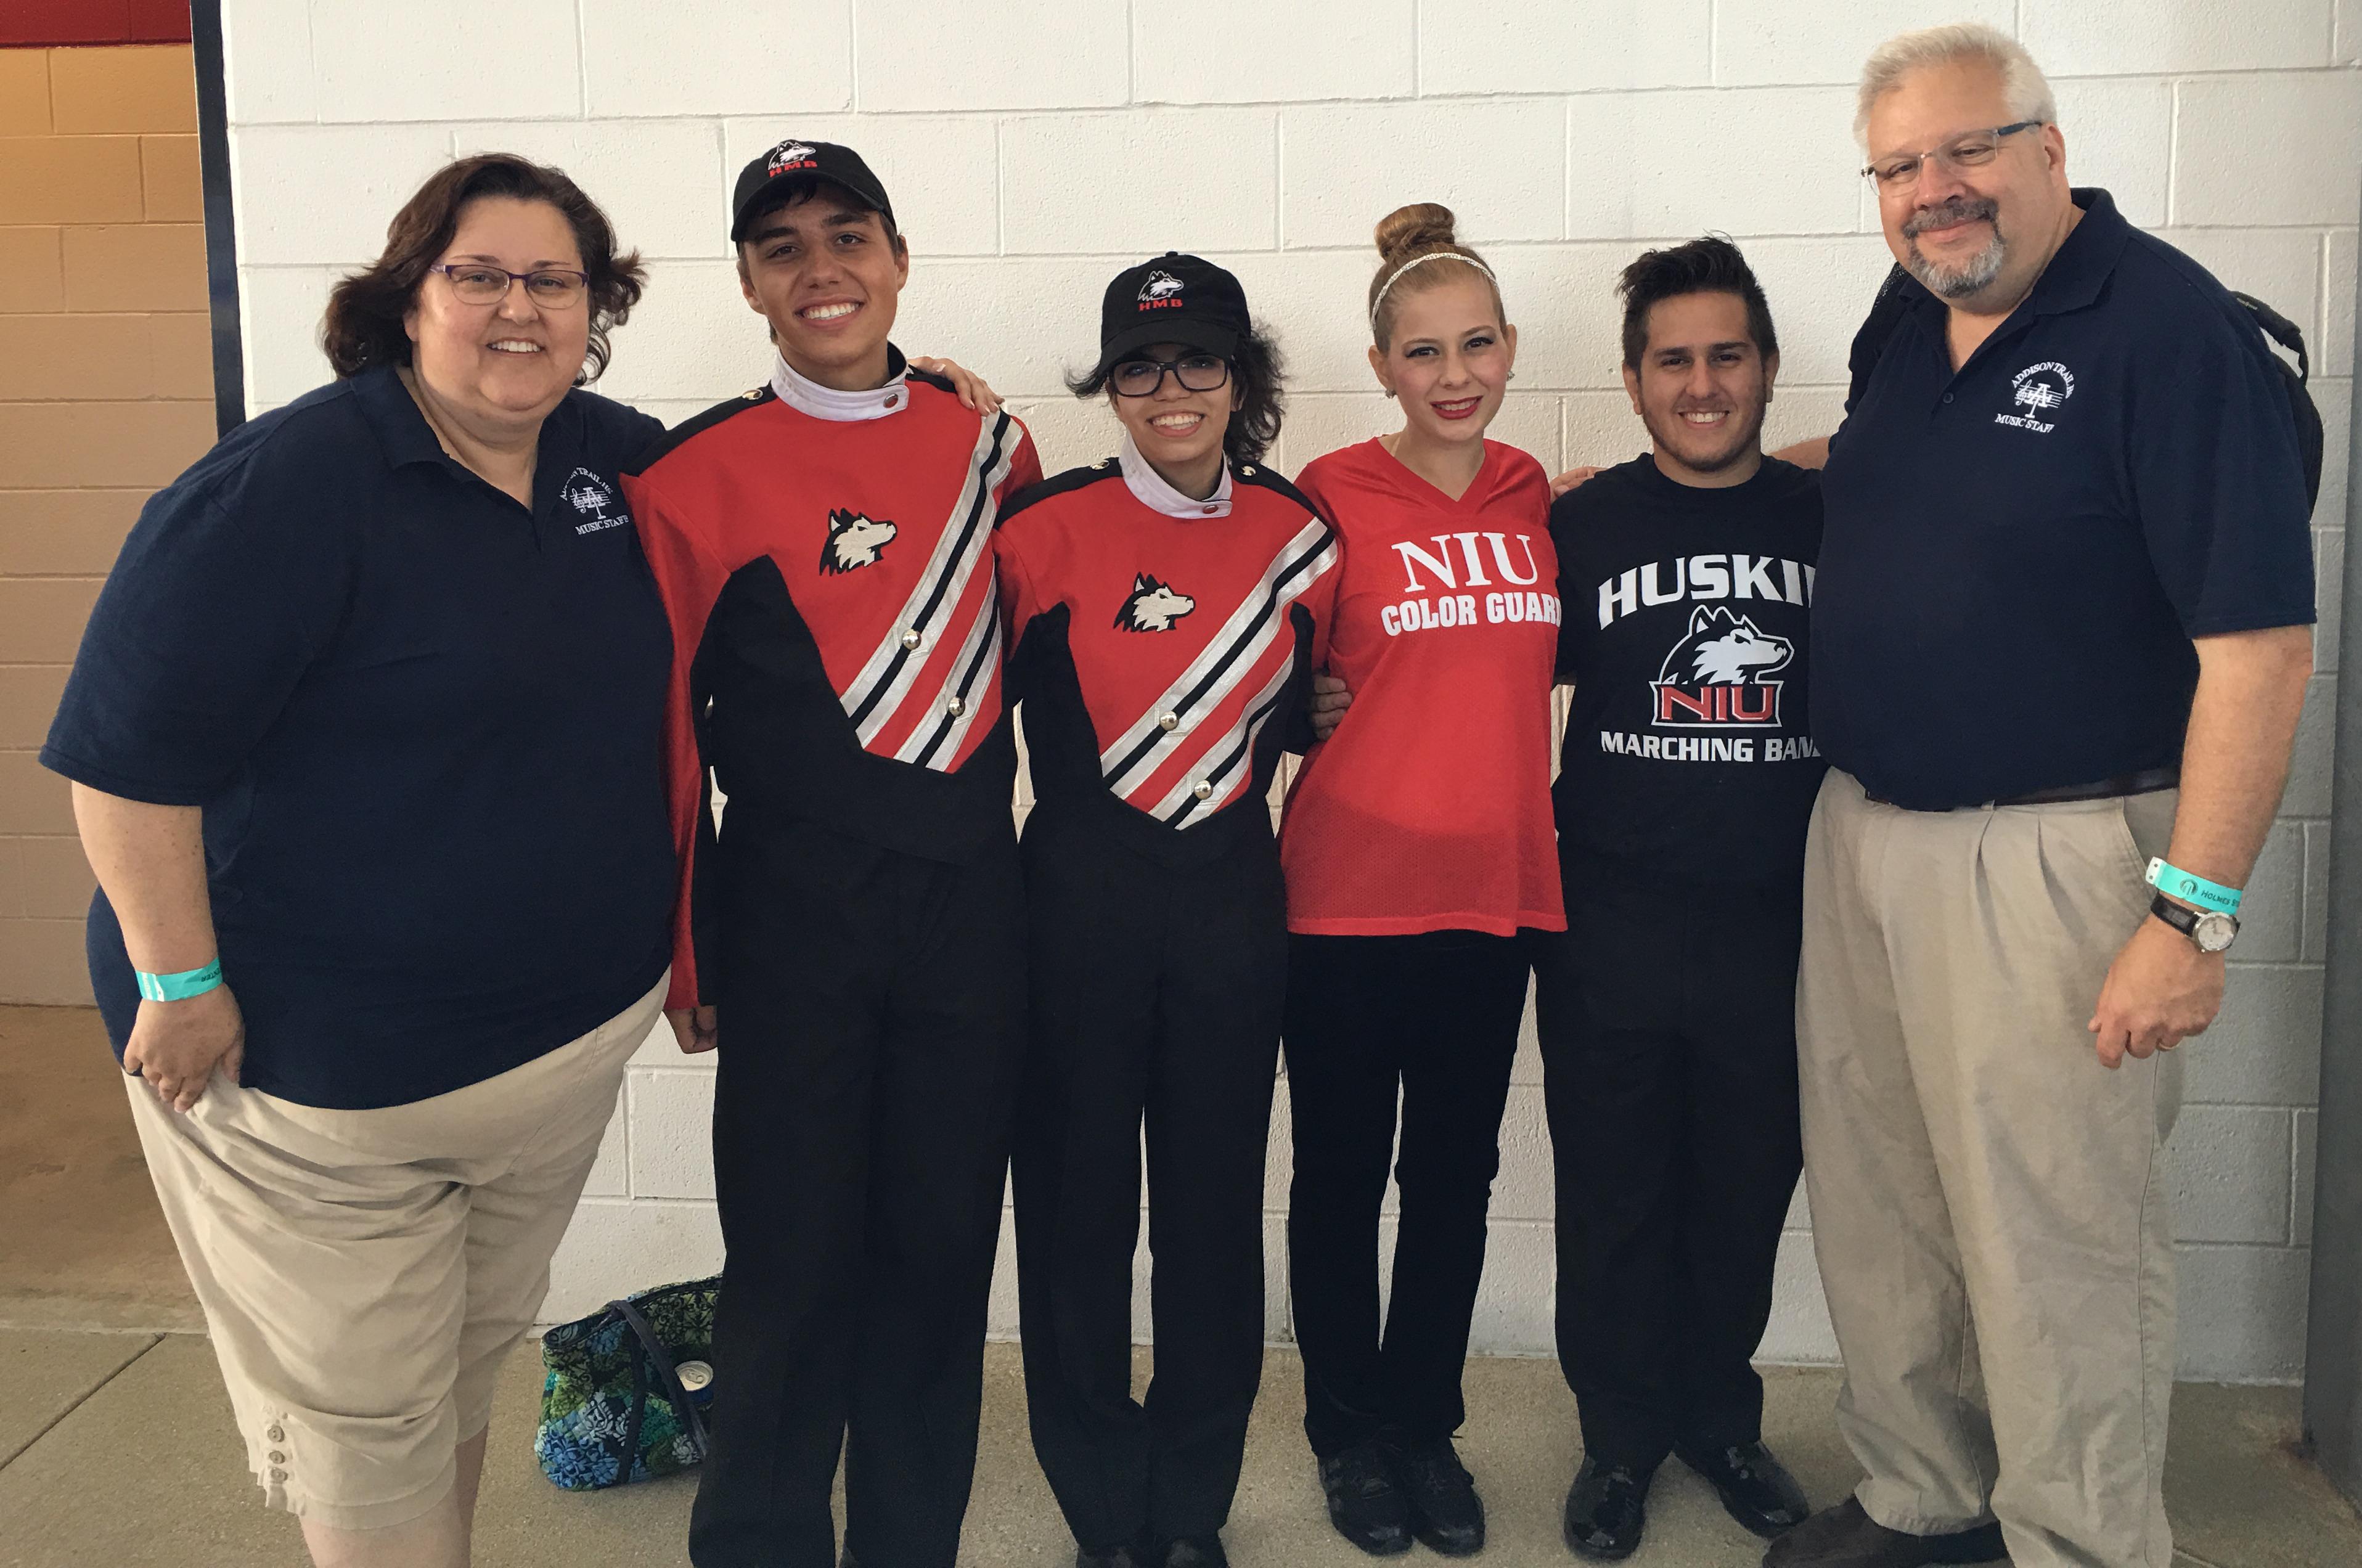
[6,1005,2362,1566]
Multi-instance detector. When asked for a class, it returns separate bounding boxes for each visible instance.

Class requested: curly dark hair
[1065,323,1288,468]
[1616,235,1780,371]
[322,153,645,384]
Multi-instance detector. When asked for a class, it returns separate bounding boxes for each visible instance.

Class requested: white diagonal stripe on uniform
[1099,520,1335,794]
[896,575,1002,767]
[838,414,1013,740]
[1145,647,1299,826]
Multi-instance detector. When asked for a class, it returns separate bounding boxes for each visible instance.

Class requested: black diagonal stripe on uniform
[844,412,1011,732]
[1163,680,1288,827]
[910,605,1003,769]
[1105,525,1333,786]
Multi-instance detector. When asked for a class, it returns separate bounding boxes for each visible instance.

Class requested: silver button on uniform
[1192,782,1213,801]
[946,696,965,717]
[901,629,922,651]
[1158,712,1179,732]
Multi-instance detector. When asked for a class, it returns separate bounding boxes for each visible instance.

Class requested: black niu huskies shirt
[1551,454,1826,886]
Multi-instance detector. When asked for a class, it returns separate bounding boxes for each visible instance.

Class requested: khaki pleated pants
[1796,770,2181,1568]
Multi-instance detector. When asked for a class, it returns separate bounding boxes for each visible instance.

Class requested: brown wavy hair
[322,153,645,384]
[1366,201,1503,351]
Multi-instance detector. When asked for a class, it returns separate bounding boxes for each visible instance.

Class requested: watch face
[2193,912,2238,953]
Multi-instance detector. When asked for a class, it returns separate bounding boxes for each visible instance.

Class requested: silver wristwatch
[2151,892,2238,954]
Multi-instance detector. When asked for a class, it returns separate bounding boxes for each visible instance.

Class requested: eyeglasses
[1863,121,2043,191]
[1111,353,1230,398]
[428,263,590,308]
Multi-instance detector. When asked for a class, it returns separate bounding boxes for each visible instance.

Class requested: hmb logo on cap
[766,141,819,177]
[1137,269,1184,311]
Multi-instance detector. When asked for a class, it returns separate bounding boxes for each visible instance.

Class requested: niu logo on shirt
[1997,361,2074,434]
[766,140,820,177]
[1116,573,1195,632]
[820,508,896,573]
[1651,606,1791,728]
[562,468,626,534]
[1137,271,1185,312]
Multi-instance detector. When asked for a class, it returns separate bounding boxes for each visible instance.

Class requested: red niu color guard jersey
[997,439,1338,835]
[624,350,1042,1007]
[1281,438,1566,937]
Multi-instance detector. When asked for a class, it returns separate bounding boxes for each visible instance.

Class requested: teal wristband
[135,958,223,1002]
[2146,858,2242,916]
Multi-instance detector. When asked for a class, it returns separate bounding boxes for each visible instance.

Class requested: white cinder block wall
[221,1,2359,1381]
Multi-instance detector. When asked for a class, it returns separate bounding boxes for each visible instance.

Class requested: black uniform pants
[1531,859,1804,1472]
[1281,929,1534,1458]
[1012,806,1286,1551]
[689,818,1026,1568]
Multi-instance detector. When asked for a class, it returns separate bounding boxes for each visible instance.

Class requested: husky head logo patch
[1137,269,1184,306]
[1651,606,1791,727]
[1116,572,1195,632]
[766,140,820,177]
[820,508,896,573]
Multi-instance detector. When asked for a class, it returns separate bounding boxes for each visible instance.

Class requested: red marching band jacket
[624,353,1043,1008]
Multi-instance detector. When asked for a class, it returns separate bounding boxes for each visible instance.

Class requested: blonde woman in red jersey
[1280,203,1566,1559]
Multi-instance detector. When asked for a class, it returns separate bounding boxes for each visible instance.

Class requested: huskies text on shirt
[997,435,1339,846]
[1551,454,1827,886]
[1282,438,1566,936]
[624,348,1043,1007]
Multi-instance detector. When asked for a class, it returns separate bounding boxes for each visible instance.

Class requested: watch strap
[2147,893,2199,939]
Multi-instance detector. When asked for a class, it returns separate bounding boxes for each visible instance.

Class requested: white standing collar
[1119,432,1233,518]
[768,349,912,423]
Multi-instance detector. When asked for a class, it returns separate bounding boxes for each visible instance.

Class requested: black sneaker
[1317,1439,1415,1556]
[1389,1435,1485,1556]
[1076,1546,1147,1568]
[1561,1457,1651,1561]
[1673,1439,1811,1539]
[1160,1537,1230,1568]
[1761,1498,2007,1567]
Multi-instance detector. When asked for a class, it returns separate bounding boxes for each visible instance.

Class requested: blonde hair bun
[1374,202,1458,264]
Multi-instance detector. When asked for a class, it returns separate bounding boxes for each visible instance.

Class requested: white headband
[1368,250,1500,328]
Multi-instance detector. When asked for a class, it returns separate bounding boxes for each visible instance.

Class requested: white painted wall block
[226,0,2353,1383]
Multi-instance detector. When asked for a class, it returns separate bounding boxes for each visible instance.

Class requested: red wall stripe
[0,0,193,47]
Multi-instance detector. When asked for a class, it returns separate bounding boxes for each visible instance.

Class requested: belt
[1865,764,2180,812]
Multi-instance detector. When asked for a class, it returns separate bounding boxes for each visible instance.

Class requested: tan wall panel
[140,134,200,222]
[0,401,216,489]
[0,669,73,749]
[0,490,144,574]
[0,838,19,915]
[48,46,198,137]
[0,52,49,137]
[0,918,96,1005]
[0,580,104,663]
[0,753,75,835]
[0,315,158,400]
[147,312,213,399]
[0,227,65,312]
[60,223,207,311]
[0,135,145,226]
[18,835,97,918]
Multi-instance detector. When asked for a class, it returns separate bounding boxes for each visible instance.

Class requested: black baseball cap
[730,137,896,242]
[1092,253,1249,378]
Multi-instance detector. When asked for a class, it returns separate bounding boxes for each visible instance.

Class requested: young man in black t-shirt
[1537,238,1821,1562]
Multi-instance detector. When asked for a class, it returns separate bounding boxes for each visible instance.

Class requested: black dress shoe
[1161,1537,1230,1568]
[1761,1498,2007,1567]
[1317,1439,1414,1556]
[1388,1435,1485,1556]
[1673,1438,1812,1539]
[1562,1456,1651,1561]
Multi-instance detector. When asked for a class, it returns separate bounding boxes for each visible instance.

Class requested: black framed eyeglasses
[1111,353,1230,398]
[427,263,590,308]
[1862,121,2043,191]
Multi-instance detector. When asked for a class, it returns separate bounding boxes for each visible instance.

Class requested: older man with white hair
[1778,23,2317,1568]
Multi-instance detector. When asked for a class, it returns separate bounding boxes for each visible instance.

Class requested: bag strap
[2231,291,2310,383]
[607,1296,711,1460]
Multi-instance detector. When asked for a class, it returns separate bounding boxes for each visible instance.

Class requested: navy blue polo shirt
[43,365,676,1109]
[1816,189,2315,809]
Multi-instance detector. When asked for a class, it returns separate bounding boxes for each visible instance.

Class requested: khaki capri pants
[122,975,666,1530]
